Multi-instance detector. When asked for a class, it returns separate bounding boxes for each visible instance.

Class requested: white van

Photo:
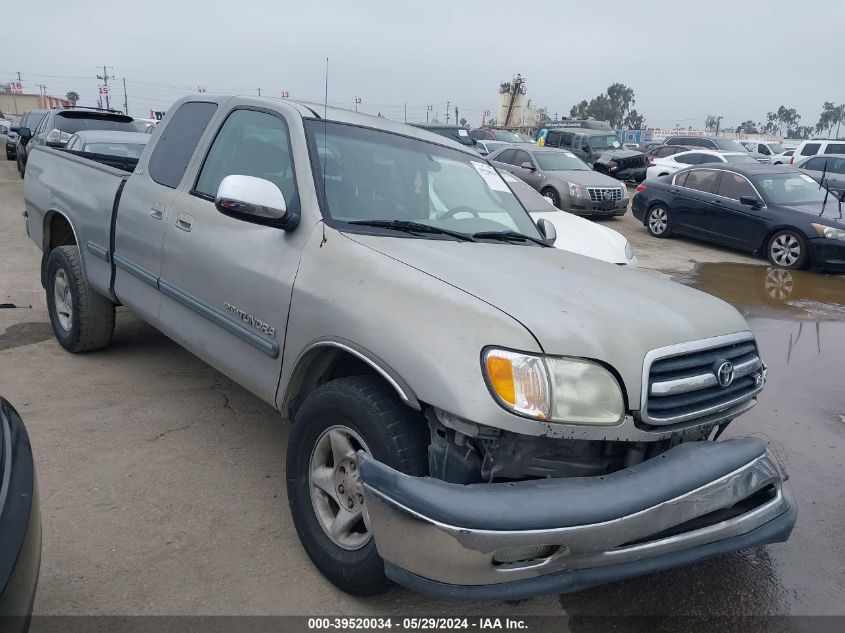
[738,140,791,164]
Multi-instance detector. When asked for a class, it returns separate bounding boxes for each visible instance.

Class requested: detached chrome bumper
[359,438,796,600]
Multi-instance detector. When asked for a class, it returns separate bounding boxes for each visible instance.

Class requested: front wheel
[542,187,561,209]
[646,204,672,238]
[46,245,115,352]
[286,376,428,595]
[767,230,807,269]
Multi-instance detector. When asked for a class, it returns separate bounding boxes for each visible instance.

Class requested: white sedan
[646,150,759,180]
[501,171,637,266]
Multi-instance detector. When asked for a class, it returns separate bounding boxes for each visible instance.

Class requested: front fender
[277,227,542,434]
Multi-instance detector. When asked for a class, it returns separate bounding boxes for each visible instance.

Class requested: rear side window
[673,172,689,187]
[800,143,821,157]
[148,102,218,189]
[825,143,845,155]
[561,132,574,147]
[803,157,827,171]
[833,158,845,174]
[495,149,516,164]
[545,131,561,147]
[683,169,721,193]
[676,153,705,165]
[717,173,756,201]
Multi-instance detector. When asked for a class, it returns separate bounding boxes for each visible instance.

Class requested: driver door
[510,149,541,187]
[157,107,304,404]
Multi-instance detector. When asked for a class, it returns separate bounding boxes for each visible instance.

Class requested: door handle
[175,212,193,232]
[150,203,165,220]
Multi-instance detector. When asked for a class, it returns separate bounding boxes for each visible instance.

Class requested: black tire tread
[48,245,115,352]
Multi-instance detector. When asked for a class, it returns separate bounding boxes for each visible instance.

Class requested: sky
[2,0,843,130]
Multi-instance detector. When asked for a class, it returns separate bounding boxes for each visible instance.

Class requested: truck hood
[344,233,749,406]
[596,149,642,161]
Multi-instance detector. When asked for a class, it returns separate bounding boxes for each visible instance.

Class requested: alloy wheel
[309,425,372,550]
[53,268,73,331]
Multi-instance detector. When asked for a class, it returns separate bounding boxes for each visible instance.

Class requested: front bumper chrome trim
[360,439,795,592]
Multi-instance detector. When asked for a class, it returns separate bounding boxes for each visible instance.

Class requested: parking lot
[0,154,843,623]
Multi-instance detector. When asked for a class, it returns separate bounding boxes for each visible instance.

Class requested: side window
[561,132,574,147]
[495,149,516,164]
[675,153,703,165]
[717,173,756,201]
[34,114,49,135]
[512,150,532,168]
[758,144,771,155]
[701,139,717,149]
[148,101,218,189]
[683,169,721,194]
[195,109,299,212]
[826,143,845,155]
[800,143,821,157]
[674,172,689,187]
[832,158,845,174]
[803,157,825,171]
[545,131,561,147]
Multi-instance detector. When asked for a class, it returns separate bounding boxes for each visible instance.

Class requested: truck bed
[23,146,130,299]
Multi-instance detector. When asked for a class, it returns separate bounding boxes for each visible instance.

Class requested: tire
[286,375,428,595]
[646,204,672,238]
[541,187,561,209]
[5,150,13,161]
[45,245,115,352]
[767,229,808,269]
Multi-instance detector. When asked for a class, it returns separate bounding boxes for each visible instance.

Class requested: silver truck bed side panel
[24,146,126,297]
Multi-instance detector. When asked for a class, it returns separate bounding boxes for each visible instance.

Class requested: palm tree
[65,91,79,106]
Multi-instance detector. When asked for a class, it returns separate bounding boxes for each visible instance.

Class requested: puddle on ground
[0,322,54,352]
[672,262,845,322]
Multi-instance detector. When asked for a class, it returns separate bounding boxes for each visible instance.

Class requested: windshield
[769,143,785,154]
[306,121,542,240]
[83,142,147,158]
[55,114,139,134]
[588,134,622,150]
[713,138,749,152]
[534,151,590,171]
[753,172,835,206]
[491,130,524,143]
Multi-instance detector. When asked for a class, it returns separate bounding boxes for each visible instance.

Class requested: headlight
[483,349,624,425]
[812,223,845,241]
[567,182,585,198]
[625,240,635,260]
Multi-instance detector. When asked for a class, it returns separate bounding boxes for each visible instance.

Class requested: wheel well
[281,347,413,422]
[41,211,77,287]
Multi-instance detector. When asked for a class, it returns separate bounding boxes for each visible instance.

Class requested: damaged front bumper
[359,437,796,601]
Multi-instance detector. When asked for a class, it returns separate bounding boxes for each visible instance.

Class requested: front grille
[757,157,770,164]
[587,187,623,203]
[617,154,647,170]
[644,338,764,425]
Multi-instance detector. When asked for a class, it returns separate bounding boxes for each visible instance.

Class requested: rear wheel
[46,245,115,352]
[286,375,428,595]
[5,149,13,161]
[767,230,807,269]
[646,204,672,238]
[542,187,561,209]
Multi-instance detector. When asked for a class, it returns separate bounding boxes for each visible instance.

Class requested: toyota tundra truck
[22,95,796,600]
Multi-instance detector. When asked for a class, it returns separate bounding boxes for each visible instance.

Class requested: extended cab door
[157,105,307,404]
[112,101,219,323]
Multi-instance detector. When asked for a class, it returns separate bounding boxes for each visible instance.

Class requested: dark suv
[17,107,140,177]
[9,110,46,167]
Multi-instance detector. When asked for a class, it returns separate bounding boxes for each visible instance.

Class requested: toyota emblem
[715,361,734,388]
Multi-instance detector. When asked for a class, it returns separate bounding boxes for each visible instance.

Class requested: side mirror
[520,161,535,171]
[215,175,294,228]
[18,127,31,139]
[536,218,557,244]
[739,195,763,208]
[9,126,19,133]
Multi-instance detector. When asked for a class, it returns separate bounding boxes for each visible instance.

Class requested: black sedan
[632,164,845,272]
[0,398,40,632]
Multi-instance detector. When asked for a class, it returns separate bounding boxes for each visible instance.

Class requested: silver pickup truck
[23,95,796,600]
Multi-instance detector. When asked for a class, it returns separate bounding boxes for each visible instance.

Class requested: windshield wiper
[472,230,550,247]
[348,220,476,242]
